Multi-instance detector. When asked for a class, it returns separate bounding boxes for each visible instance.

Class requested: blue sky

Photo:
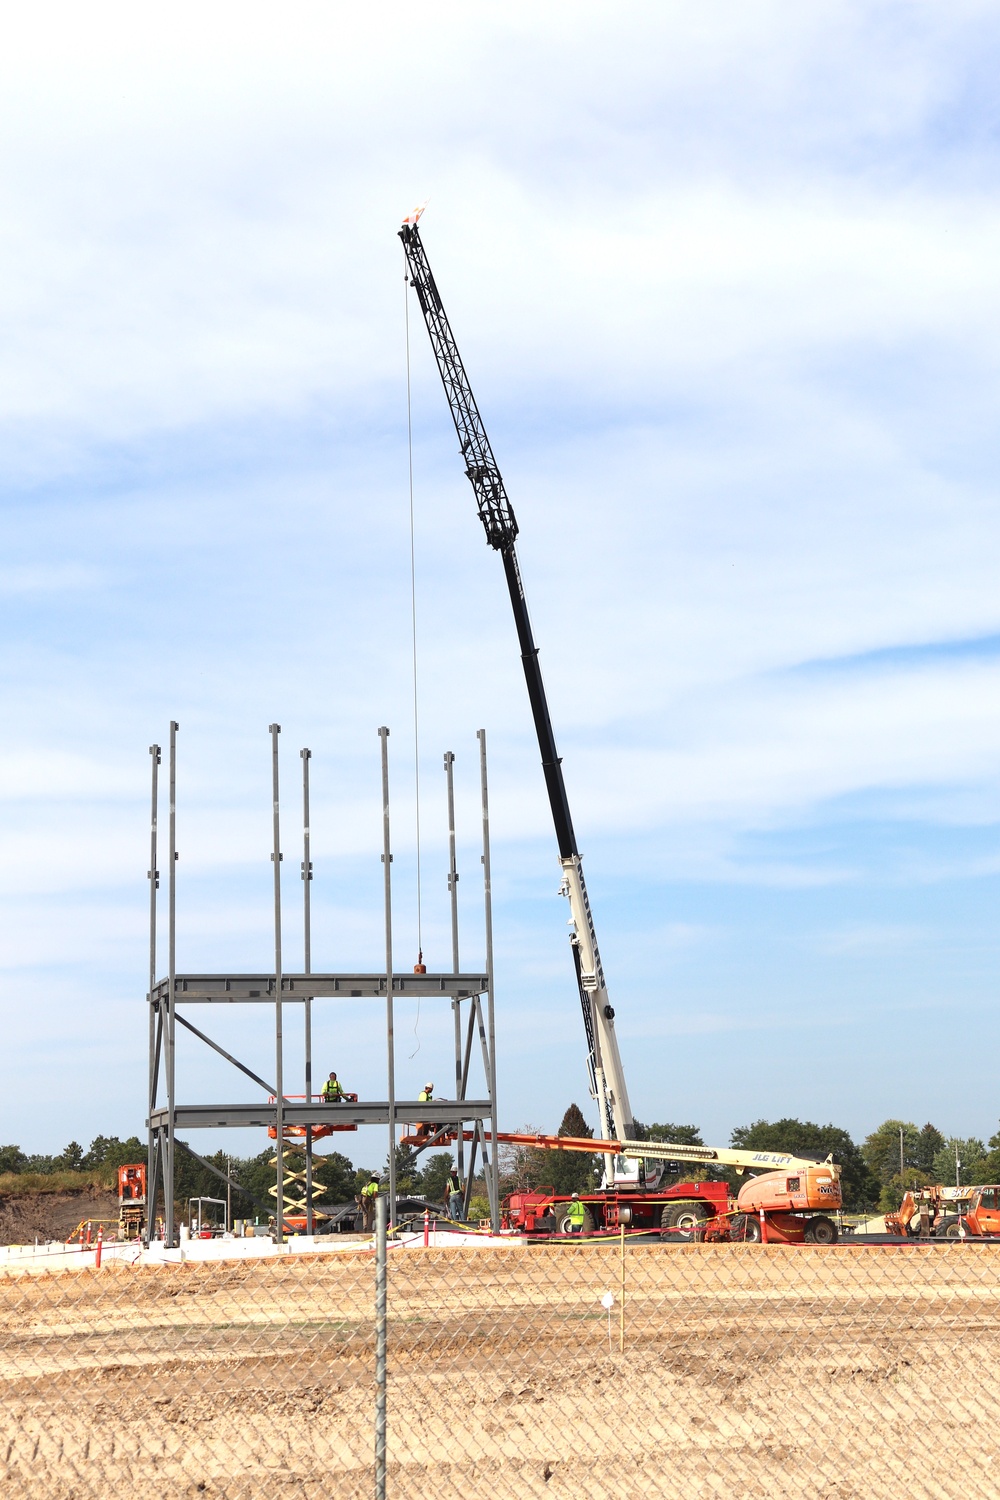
[2,2,1000,1163]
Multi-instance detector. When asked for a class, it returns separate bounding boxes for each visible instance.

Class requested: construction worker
[447,1168,464,1222]
[322,1072,345,1102]
[322,1072,358,1103]
[566,1193,587,1235]
[360,1176,380,1233]
[415,1082,434,1139]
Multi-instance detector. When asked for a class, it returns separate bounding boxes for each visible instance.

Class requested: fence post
[375,1192,387,1500]
[619,1223,626,1354]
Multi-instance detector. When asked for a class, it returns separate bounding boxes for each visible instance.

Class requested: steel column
[374,1191,388,1499]
[478,729,499,1231]
[145,742,160,1245]
[270,723,285,1239]
[380,727,397,1227]
[301,747,314,1235]
[165,721,178,1247]
[444,750,464,1182]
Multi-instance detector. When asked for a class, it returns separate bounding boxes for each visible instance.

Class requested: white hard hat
[571,1192,579,1199]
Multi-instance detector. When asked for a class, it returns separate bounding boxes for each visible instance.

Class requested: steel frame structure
[145,723,500,1246]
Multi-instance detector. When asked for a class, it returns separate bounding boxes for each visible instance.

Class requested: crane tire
[932,1216,960,1239]
[941,1218,970,1241]
[659,1201,710,1242]
[803,1216,838,1245]
[557,1207,595,1237]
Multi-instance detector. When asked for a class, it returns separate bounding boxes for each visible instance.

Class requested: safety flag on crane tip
[402,200,428,227]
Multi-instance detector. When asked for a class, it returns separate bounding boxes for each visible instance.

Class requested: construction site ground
[2,1241,999,1498]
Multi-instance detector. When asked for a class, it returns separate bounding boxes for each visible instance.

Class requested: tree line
[0,1134,473,1220]
[490,1110,1000,1213]
[4,1111,998,1216]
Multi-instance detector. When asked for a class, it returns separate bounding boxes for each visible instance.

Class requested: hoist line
[404,258,424,1057]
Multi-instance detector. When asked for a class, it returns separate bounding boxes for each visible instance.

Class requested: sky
[2,1,1000,1165]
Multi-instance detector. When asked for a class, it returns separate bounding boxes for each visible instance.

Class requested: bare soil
[0,1189,117,1247]
[1,1243,999,1498]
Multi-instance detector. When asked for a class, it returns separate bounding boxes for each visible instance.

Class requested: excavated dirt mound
[2,1243,999,1498]
[0,1189,117,1247]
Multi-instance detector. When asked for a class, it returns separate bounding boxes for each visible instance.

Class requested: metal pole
[444,751,459,972]
[380,728,397,1229]
[301,747,314,1236]
[477,729,499,1232]
[445,751,464,1183]
[374,1191,388,1500]
[899,1127,904,1183]
[146,743,160,1246]
[165,721,178,1248]
[270,724,285,1241]
[620,1223,626,1354]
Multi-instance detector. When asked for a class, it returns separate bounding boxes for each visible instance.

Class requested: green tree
[732,1118,877,1212]
[549,1104,599,1196]
[932,1138,986,1188]
[311,1150,360,1205]
[0,1145,26,1175]
[391,1145,420,1194]
[914,1124,945,1177]
[418,1152,456,1205]
[83,1135,148,1174]
[631,1122,704,1146]
[22,1153,57,1174]
[968,1124,1000,1187]
[57,1141,84,1171]
[861,1120,921,1186]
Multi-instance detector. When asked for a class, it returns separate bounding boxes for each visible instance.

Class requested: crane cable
[404,260,424,1056]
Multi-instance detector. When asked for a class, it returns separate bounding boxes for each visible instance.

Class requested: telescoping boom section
[399,213,631,1145]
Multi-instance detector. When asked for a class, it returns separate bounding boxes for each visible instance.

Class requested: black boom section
[399,223,518,552]
[400,216,612,1109]
[400,221,578,862]
[500,549,577,860]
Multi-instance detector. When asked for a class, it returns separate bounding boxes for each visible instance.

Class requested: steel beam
[150,972,488,1003]
[148,1100,493,1131]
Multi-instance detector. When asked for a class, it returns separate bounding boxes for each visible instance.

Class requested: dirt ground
[0,1189,118,1248]
[1,1242,999,1499]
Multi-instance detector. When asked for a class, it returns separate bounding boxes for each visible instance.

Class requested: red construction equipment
[117,1163,147,1242]
[885,1184,1000,1239]
[400,1128,841,1240]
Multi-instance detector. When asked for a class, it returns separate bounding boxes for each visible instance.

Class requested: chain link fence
[2,1234,999,1498]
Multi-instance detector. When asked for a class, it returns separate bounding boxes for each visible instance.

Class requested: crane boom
[400,217,633,1142]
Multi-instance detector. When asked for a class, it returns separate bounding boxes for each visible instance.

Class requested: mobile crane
[399,209,842,1243]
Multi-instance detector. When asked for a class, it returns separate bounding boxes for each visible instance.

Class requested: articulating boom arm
[399,217,633,1142]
